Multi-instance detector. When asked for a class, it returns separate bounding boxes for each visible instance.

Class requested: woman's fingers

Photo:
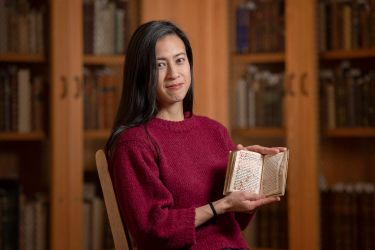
[249,196,280,210]
[237,144,287,155]
[275,147,287,152]
[245,145,281,155]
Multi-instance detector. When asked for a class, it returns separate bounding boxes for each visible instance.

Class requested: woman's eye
[176,58,185,64]
[157,62,166,68]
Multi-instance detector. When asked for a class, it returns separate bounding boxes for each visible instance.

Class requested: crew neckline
[149,113,198,132]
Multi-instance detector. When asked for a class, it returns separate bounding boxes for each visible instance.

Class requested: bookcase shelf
[232,128,286,138]
[84,129,110,140]
[323,128,375,137]
[83,55,125,65]
[232,53,285,64]
[0,54,45,63]
[320,48,375,60]
[0,132,45,141]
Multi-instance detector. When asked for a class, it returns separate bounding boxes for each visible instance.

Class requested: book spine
[115,9,125,54]
[236,77,248,128]
[0,4,8,54]
[236,4,250,53]
[17,69,31,132]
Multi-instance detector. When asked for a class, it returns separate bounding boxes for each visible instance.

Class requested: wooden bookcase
[0,1,50,250]
[2,0,229,249]
[51,0,140,249]
[0,0,139,249]
[230,0,375,250]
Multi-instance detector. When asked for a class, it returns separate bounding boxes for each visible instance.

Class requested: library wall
[230,0,375,249]
[1,0,375,249]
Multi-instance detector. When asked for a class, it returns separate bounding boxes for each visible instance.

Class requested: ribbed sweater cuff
[185,207,197,246]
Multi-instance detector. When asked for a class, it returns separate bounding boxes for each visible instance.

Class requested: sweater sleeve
[111,141,196,249]
[219,125,236,151]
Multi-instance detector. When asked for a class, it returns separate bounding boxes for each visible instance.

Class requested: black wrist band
[208,202,218,223]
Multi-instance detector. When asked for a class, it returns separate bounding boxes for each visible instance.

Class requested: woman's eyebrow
[156,52,186,60]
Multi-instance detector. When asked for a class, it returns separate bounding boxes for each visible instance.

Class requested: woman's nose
[167,64,179,79]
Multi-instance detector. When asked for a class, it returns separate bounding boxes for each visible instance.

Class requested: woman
[106,20,285,250]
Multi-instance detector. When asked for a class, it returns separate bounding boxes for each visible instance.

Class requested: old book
[17,69,31,132]
[223,150,289,197]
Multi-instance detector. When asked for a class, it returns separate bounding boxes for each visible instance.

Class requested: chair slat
[95,150,130,250]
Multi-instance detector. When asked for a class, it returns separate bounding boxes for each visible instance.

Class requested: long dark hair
[105,20,194,157]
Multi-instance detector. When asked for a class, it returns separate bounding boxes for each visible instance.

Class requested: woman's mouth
[166,83,184,90]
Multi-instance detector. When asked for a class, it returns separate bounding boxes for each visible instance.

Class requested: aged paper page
[262,151,286,196]
[231,151,263,193]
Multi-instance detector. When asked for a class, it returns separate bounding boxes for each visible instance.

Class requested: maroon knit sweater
[110,115,252,250]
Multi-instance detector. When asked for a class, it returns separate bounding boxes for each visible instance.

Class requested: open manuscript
[223,149,289,197]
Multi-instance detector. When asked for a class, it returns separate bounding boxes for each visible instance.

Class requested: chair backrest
[95,150,132,250]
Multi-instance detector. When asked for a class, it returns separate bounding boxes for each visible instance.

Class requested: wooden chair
[95,150,133,250]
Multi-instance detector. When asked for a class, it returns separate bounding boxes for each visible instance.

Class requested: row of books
[320,62,375,128]
[84,67,121,130]
[235,0,285,53]
[235,65,283,128]
[319,0,375,51]
[0,178,115,250]
[84,182,114,250]
[84,0,130,55]
[0,67,45,133]
[253,194,288,249]
[0,179,47,250]
[321,182,375,250]
[234,63,375,129]
[0,0,45,55]
[253,181,375,250]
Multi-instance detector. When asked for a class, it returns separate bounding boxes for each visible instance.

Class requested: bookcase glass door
[0,0,50,249]
[318,0,375,249]
[82,0,139,249]
[230,0,289,249]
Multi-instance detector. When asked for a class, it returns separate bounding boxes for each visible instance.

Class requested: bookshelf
[0,0,139,249]
[321,48,375,60]
[0,0,49,248]
[81,0,139,249]
[0,54,46,62]
[232,128,286,138]
[1,0,230,248]
[83,55,125,65]
[323,128,375,137]
[317,1,375,248]
[84,129,111,140]
[2,0,372,249]
[232,53,285,64]
[229,0,290,249]
[0,132,45,141]
[231,0,375,250]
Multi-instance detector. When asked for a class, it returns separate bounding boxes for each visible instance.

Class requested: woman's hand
[195,191,279,227]
[236,144,287,155]
[214,191,280,214]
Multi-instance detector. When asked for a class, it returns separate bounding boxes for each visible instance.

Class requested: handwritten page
[262,152,284,195]
[232,151,263,193]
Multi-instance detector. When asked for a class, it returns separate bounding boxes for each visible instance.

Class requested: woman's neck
[156,105,184,121]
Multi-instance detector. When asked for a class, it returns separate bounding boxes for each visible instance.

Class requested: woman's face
[155,34,191,109]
